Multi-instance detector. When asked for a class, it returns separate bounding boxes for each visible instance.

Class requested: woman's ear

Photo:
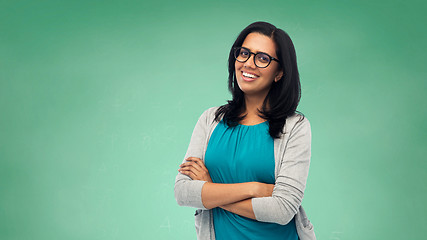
[274,70,284,82]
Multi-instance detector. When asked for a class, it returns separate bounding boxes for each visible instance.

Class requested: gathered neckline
[219,119,269,127]
[238,120,268,127]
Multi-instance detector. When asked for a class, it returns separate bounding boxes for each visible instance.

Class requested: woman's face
[235,32,283,98]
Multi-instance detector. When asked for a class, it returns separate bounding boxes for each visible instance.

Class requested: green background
[1,0,426,239]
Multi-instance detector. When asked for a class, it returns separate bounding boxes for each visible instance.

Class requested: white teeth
[243,72,257,78]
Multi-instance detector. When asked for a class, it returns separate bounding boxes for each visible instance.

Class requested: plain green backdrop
[1,0,426,239]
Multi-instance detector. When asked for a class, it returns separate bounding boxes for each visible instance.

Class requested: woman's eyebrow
[242,46,273,55]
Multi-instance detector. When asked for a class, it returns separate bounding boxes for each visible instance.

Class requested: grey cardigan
[174,106,316,240]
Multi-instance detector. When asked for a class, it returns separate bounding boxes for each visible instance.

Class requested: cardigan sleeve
[252,116,312,225]
[174,109,210,210]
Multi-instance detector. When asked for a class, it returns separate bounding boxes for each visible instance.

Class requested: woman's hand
[178,157,212,183]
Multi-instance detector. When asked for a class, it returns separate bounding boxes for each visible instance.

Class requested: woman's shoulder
[283,112,311,136]
[199,106,222,120]
[204,105,221,115]
[194,106,223,128]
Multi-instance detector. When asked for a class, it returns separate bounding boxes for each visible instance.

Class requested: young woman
[175,21,315,240]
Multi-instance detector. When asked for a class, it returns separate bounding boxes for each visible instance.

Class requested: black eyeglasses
[233,47,280,68]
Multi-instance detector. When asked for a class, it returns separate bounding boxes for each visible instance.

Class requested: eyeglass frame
[233,46,280,68]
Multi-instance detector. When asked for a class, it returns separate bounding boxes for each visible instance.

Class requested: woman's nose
[244,55,257,69]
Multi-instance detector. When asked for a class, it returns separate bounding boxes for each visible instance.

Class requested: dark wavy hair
[214,21,304,139]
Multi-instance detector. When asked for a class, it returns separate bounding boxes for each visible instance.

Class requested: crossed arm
[175,109,311,225]
[178,157,274,220]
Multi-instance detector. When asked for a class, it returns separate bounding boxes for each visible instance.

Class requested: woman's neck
[242,93,269,118]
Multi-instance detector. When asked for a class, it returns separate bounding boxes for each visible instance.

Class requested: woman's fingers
[187,157,209,172]
[179,165,198,174]
[179,157,212,182]
[185,157,210,173]
[179,169,197,180]
[179,161,203,180]
[180,160,203,172]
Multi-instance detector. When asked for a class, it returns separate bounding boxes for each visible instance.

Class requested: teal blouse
[204,119,298,240]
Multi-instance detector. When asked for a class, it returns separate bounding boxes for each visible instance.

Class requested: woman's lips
[241,71,258,82]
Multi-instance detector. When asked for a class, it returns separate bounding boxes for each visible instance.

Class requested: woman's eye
[257,54,270,63]
[240,50,249,57]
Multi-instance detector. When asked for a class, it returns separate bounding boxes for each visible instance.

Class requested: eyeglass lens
[234,47,271,68]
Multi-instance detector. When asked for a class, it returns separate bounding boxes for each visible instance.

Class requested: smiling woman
[175,21,315,240]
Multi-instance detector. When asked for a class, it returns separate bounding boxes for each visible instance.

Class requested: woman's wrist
[246,182,259,198]
[247,182,274,198]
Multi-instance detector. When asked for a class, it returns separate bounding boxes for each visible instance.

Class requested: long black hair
[214,21,303,139]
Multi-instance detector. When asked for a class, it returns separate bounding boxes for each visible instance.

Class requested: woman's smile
[241,71,259,82]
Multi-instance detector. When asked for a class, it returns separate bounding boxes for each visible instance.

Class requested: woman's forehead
[241,32,277,57]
